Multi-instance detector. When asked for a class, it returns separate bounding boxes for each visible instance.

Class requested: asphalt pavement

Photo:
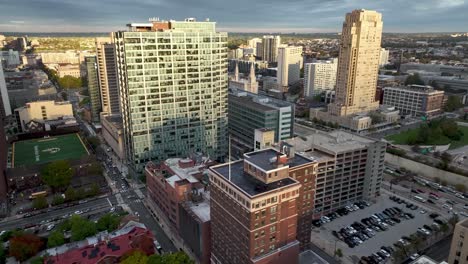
[0,196,116,231]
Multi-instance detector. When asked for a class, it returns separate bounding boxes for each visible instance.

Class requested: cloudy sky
[0,0,466,33]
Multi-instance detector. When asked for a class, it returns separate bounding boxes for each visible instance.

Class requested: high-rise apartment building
[248,38,262,56]
[379,48,389,66]
[262,35,281,63]
[0,62,11,120]
[382,85,445,117]
[210,148,304,264]
[448,218,468,264]
[228,89,294,157]
[328,9,383,116]
[85,56,102,122]
[95,37,120,115]
[277,46,303,91]
[303,59,338,97]
[114,19,228,173]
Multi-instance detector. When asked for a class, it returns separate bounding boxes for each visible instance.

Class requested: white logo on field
[42,147,60,154]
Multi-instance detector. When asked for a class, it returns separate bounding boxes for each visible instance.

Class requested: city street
[99,144,177,253]
[0,196,116,231]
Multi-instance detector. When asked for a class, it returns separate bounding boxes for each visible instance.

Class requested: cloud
[9,20,25,24]
[0,0,466,32]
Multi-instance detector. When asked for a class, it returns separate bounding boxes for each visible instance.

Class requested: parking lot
[311,192,442,263]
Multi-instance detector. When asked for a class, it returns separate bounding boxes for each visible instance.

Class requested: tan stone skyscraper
[328,9,383,116]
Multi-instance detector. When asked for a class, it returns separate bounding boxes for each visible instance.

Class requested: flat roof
[299,250,329,264]
[244,148,312,171]
[12,133,89,167]
[289,127,378,154]
[211,160,298,197]
[459,218,468,228]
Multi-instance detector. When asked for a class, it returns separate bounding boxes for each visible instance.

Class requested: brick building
[210,148,314,264]
[145,155,215,264]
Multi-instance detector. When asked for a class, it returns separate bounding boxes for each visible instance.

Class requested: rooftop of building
[284,129,378,154]
[182,191,211,222]
[409,255,447,264]
[459,218,468,228]
[383,84,445,94]
[229,89,293,111]
[103,114,123,129]
[146,154,214,186]
[45,221,154,264]
[244,148,312,171]
[299,250,330,264]
[211,159,299,197]
[15,100,71,111]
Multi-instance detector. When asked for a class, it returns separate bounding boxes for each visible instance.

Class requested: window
[270,205,277,214]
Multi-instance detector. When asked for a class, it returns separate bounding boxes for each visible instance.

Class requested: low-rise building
[57,64,81,78]
[101,114,125,160]
[14,100,73,133]
[282,129,386,216]
[44,221,156,264]
[145,155,215,264]
[382,85,445,117]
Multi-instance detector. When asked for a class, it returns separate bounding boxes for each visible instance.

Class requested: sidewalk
[144,199,199,263]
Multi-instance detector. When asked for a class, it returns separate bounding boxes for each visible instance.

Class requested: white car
[419,210,427,214]
[74,210,83,215]
[442,204,453,210]
[46,224,55,231]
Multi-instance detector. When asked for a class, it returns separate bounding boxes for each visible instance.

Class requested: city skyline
[1,0,467,33]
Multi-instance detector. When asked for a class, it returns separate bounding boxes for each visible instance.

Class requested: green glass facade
[114,21,228,172]
[85,56,102,123]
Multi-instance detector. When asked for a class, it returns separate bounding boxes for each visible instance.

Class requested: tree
[405,73,425,86]
[41,160,73,191]
[335,248,343,259]
[88,162,103,176]
[121,251,148,264]
[0,243,5,264]
[65,186,77,201]
[70,215,97,241]
[455,184,466,193]
[86,136,100,151]
[147,252,194,264]
[444,95,463,112]
[30,256,44,264]
[47,231,65,248]
[9,234,43,261]
[441,152,453,163]
[52,194,65,205]
[97,213,121,232]
[32,196,48,209]
[369,111,384,124]
[58,75,82,89]
[449,214,460,227]
[86,183,100,197]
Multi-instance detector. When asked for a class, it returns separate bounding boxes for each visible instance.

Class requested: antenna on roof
[228,135,231,181]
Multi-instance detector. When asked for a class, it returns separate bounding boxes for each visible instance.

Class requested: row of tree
[121,251,194,264]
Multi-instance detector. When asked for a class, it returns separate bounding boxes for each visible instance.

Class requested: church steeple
[248,63,255,83]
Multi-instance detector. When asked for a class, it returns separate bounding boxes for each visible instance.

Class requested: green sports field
[13,134,89,168]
